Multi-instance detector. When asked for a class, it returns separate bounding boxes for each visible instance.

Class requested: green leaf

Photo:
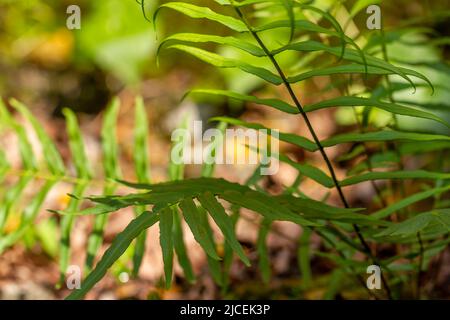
[172,208,195,283]
[0,100,36,172]
[372,185,450,219]
[376,210,450,238]
[276,195,385,226]
[210,117,317,151]
[220,190,322,226]
[66,211,159,300]
[72,177,367,227]
[298,4,354,63]
[189,89,299,114]
[323,269,345,300]
[304,96,449,127]
[221,207,239,291]
[179,198,221,260]
[298,3,370,69]
[35,217,59,258]
[341,170,450,187]
[10,99,65,175]
[400,141,450,155]
[281,0,295,42]
[101,98,122,180]
[169,116,189,181]
[197,192,250,266]
[57,201,121,216]
[0,174,33,233]
[12,125,37,170]
[154,2,247,32]
[85,98,122,271]
[322,130,450,148]
[132,207,147,278]
[298,228,313,288]
[85,201,111,272]
[0,97,12,126]
[159,33,265,57]
[255,19,339,36]
[288,64,424,84]
[198,205,224,287]
[159,207,174,288]
[0,180,55,254]
[201,122,227,178]
[58,182,88,287]
[166,45,283,85]
[132,96,151,277]
[257,219,271,283]
[278,153,334,188]
[0,150,9,184]
[63,108,92,179]
[216,0,271,6]
[214,116,450,154]
[117,176,249,193]
[272,41,432,90]
[133,96,151,183]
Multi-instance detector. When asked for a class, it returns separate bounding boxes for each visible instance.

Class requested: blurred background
[0,0,449,299]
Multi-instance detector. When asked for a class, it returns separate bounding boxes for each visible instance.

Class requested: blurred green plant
[0,0,449,301]
[0,0,158,85]
[74,0,158,84]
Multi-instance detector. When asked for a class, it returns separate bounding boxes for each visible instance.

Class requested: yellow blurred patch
[303,288,326,300]
[29,29,74,67]
[216,243,225,257]
[4,213,20,233]
[226,139,256,164]
[58,193,71,207]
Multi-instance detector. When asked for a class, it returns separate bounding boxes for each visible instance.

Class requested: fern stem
[233,7,349,206]
[2,167,118,188]
[232,4,393,299]
[416,232,424,299]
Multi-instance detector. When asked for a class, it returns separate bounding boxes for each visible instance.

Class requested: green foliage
[0,0,448,300]
[75,0,157,83]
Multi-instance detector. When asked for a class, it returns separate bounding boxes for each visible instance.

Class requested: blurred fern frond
[0,0,448,300]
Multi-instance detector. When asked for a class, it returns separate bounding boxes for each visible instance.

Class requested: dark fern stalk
[230,2,393,299]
